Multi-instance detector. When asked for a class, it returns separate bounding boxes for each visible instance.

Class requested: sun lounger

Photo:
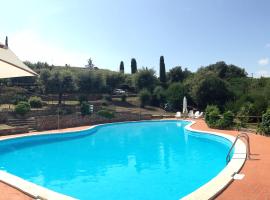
[175,112,181,118]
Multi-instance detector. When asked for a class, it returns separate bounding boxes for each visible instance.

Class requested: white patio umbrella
[0,37,38,79]
[183,96,188,114]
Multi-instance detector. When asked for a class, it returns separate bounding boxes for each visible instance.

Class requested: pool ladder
[226,132,251,164]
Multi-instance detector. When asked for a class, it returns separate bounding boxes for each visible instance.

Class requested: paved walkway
[192,120,270,200]
[0,120,270,199]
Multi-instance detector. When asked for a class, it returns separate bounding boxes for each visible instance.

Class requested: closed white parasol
[183,96,188,114]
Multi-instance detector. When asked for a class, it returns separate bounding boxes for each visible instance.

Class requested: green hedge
[29,96,43,108]
[15,101,31,115]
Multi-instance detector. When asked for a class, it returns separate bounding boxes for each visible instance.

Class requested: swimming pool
[0,120,236,199]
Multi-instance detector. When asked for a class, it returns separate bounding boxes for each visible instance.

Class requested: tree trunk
[58,92,63,105]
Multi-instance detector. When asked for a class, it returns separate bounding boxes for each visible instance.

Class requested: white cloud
[8,29,89,67]
[258,58,269,66]
[255,70,270,78]
[266,43,270,48]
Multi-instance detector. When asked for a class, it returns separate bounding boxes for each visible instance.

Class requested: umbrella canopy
[183,96,188,114]
[0,38,38,79]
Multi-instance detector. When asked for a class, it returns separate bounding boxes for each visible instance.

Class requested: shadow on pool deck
[0,120,270,199]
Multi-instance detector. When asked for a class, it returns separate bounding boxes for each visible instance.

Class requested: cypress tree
[159,56,166,83]
[131,58,137,74]
[120,61,124,73]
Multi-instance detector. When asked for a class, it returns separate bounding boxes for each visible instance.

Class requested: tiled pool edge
[181,121,246,200]
[0,120,247,200]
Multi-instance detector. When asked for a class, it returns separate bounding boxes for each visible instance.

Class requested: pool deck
[0,119,270,199]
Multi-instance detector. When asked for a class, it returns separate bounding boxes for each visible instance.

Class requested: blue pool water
[0,120,232,200]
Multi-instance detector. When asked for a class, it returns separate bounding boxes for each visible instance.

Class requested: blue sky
[1,0,270,76]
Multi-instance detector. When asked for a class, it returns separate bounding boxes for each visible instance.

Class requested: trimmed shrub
[29,96,43,108]
[80,102,90,116]
[139,89,151,108]
[97,109,115,119]
[121,94,127,102]
[15,101,31,115]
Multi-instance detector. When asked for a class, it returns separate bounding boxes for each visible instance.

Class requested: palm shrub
[15,101,31,115]
[205,105,220,125]
[139,89,151,108]
[29,96,43,108]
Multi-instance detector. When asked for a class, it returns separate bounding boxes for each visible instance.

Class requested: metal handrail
[226,132,250,164]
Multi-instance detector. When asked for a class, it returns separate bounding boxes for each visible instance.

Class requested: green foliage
[159,56,166,83]
[121,93,127,102]
[58,106,75,115]
[131,58,137,74]
[103,94,112,102]
[205,105,234,129]
[105,72,125,93]
[12,94,28,105]
[168,66,192,83]
[134,68,158,92]
[139,89,151,108]
[151,86,166,106]
[29,96,42,108]
[15,101,31,115]
[197,61,247,79]
[193,75,232,109]
[166,83,188,110]
[87,58,94,69]
[205,105,220,127]
[80,102,90,116]
[97,109,115,119]
[78,94,88,105]
[258,109,270,135]
[44,70,76,104]
[218,111,234,129]
[236,102,254,128]
[119,61,124,73]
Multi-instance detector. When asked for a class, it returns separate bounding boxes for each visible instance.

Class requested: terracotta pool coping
[0,119,269,199]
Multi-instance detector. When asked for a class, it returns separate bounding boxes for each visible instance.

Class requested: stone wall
[0,126,28,136]
[36,112,152,131]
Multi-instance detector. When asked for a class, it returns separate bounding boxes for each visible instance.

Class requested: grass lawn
[0,104,14,111]
[45,100,80,105]
[0,124,13,130]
